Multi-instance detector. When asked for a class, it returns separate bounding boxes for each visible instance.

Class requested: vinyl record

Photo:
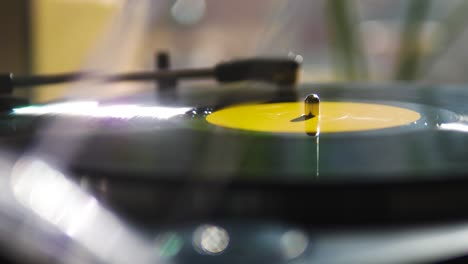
[6,82,468,226]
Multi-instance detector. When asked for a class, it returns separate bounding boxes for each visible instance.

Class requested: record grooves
[73,168,468,228]
[2,82,463,231]
[4,82,468,229]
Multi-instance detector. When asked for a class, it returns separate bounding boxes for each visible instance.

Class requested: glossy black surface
[19,83,465,182]
[5,83,468,226]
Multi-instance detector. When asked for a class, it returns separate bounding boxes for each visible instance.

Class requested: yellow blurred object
[31,0,121,102]
[206,102,421,134]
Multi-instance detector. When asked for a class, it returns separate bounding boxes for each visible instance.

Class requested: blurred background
[2,2,468,263]
[2,0,468,102]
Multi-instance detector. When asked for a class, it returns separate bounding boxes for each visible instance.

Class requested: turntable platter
[6,82,468,225]
[7,82,465,180]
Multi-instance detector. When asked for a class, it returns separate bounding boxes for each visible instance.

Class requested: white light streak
[10,158,159,264]
[12,101,191,120]
[439,123,468,133]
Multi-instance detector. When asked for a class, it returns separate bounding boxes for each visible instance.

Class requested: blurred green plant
[326,0,367,81]
[420,0,468,77]
[327,0,468,82]
[393,0,431,81]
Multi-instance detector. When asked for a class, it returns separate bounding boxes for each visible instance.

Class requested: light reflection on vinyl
[12,101,192,120]
[193,224,230,255]
[9,157,159,263]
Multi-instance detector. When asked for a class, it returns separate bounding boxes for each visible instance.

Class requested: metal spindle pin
[304,94,320,117]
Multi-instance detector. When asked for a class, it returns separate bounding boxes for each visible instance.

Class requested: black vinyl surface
[5,82,468,226]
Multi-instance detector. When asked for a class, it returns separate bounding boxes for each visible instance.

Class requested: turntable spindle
[304,94,320,118]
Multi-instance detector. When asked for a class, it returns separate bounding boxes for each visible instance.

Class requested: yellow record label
[206,102,421,134]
